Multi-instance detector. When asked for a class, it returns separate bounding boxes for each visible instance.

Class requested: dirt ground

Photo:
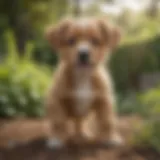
[0,116,159,160]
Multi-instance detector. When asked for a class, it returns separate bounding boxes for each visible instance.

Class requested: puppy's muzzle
[78,50,89,65]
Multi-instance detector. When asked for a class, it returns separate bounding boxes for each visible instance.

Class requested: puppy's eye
[67,37,76,46]
[91,38,100,46]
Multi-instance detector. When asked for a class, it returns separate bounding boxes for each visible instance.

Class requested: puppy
[45,18,123,148]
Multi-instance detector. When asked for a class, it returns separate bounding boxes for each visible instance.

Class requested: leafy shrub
[110,17,160,92]
[118,87,160,115]
[139,87,160,117]
[116,92,142,115]
[134,120,160,152]
[0,31,51,118]
[33,39,58,66]
[111,34,160,92]
[133,87,160,151]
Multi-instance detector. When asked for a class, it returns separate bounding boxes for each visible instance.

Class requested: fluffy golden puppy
[45,18,123,148]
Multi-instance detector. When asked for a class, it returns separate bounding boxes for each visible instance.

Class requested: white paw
[46,138,64,149]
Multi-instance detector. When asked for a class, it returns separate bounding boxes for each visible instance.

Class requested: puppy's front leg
[95,98,123,147]
[46,99,68,149]
[70,117,85,145]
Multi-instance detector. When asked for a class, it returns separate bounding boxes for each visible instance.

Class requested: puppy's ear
[45,19,72,49]
[98,19,121,50]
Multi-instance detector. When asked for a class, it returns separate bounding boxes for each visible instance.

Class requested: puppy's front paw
[68,135,86,146]
[103,134,124,147]
[46,138,64,149]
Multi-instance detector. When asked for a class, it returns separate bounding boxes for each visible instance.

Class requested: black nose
[78,51,89,64]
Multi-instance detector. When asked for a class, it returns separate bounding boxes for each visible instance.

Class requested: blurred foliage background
[0,0,160,151]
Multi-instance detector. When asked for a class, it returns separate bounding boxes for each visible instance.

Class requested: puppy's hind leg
[95,98,124,147]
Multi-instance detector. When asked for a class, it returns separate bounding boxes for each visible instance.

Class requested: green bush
[139,87,160,117]
[133,87,160,151]
[117,92,142,115]
[111,35,160,92]
[134,120,160,152]
[110,18,160,92]
[33,39,58,66]
[0,31,51,118]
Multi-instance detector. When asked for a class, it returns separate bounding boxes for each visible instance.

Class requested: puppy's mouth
[77,60,93,68]
[77,56,92,68]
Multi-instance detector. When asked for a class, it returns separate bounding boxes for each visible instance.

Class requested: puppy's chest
[73,80,93,114]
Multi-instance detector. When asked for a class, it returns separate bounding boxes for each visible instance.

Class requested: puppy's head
[46,18,121,68]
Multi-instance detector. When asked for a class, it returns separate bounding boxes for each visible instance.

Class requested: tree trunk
[74,0,81,17]
[4,0,31,55]
[13,20,31,55]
